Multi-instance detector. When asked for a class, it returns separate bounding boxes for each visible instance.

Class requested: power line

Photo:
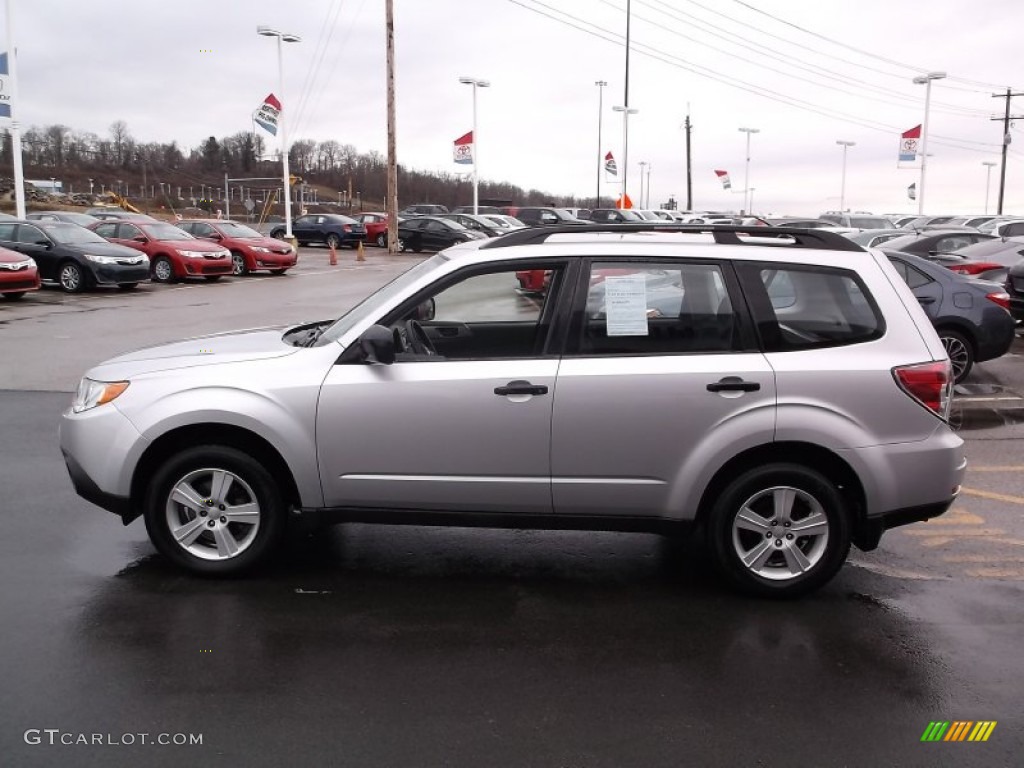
[292,0,345,137]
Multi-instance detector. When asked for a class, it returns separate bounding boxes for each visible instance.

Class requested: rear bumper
[1008,294,1024,323]
[855,498,956,551]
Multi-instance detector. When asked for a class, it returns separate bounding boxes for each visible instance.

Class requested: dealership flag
[0,52,11,118]
[604,151,618,176]
[254,94,282,136]
[453,131,474,164]
[715,169,731,190]
[899,124,921,162]
[907,182,917,201]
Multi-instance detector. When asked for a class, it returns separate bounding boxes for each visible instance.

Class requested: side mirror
[35,240,53,249]
[359,324,396,365]
[414,298,436,321]
[133,235,148,243]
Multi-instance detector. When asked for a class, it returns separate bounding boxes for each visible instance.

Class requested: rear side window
[739,263,884,351]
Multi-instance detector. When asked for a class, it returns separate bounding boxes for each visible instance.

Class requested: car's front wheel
[151,256,175,283]
[231,251,249,276]
[143,445,286,575]
[326,234,342,250]
[375,233,387,248]
[59,261,87,293]
[707,463,851,598]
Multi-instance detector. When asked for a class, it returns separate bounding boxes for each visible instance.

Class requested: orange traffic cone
[329,242,338,266]
[356,240,366,262]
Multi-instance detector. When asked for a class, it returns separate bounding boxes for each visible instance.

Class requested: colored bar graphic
[921,720,996,742]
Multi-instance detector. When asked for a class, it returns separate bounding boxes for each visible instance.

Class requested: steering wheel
[403,319,438,356]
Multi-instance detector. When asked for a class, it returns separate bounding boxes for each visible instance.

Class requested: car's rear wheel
[939,329,974,384]
[143,445,286,575]
[375,233,387,248]
[270,230,286,240]
[707,463,851,598]
[397,238,406,252]
[231,251,249,276]
[1,291,27,300]
[326,234,342,250]
[58,261,87,293]
[411,235,423,253]
[151,256,175,283]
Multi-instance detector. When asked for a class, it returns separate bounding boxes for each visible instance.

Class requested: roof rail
[481,224,865,252]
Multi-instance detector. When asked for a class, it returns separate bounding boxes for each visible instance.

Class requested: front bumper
[90,264,151,285]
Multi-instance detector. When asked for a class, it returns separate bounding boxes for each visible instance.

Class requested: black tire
[143,445,287,576]
[411,235,423,253]
[397,238,406,253]
[939,329,974,384]
[58,260,87,293]
[707,463,851,598]
[270,229,286,240]
[151,256,175,283]
[117,283,139,291]
[204,275,223,282]
[231,251,249,276]
[326,233,342,250]
[1,291,26,300]
[375,233,387,248]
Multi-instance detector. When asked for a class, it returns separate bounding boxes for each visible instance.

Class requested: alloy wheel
[164,468,261,561]
[730,485,830,581]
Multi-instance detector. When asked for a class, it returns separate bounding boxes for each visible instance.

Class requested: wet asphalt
[2,390,1022,767]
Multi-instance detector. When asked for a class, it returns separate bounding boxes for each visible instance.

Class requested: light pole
[836,140,855,211]
[459,76,489,214]
[982,161,998,214]
[912,71,946,215]
[87,178,94,197]
[595,80,607,208]
[738,127,759,215]
[638,161,647,208]
[613,106,638,207]
[645,163,652,208]
[258,25,301,244]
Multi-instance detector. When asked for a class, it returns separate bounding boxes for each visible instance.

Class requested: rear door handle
[707,377,760,393]
[916,296,936,305]
[494,380,549,397]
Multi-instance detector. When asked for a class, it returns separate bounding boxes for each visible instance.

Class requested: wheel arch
[932,321,976,352]
[695,441,871,549]
[129,423,302,525]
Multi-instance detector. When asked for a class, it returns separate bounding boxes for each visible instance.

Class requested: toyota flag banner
[907,182,917,201]
[453,131,473,164]
[0,52,11,118]
[604,151,617,176]
[254,94,282,136]
[715,169,731,190]
[899,125,921,162]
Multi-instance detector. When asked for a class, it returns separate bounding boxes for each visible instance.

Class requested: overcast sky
[7,0,1024,215]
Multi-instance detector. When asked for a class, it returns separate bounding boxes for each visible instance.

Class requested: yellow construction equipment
[96,190,142,213]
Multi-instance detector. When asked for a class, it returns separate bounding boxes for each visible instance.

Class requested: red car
[176,219,297,276]
[353,212,390,248]
[0,244,41,300]
[90,220,233,283]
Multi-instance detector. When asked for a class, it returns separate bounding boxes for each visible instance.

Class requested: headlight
[72,378,130,413]
[22,257,36,268]
[179,250,208,259]
[251,246,271,253]
[84,254,121,264]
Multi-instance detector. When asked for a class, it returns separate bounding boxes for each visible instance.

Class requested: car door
[12,224,60,279]
[316,260,573,514]
[550,258,776,518]
[291,216,316,243]
[888,256,942,320]
[424,219,453,249]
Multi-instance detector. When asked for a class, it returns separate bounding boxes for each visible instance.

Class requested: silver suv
[60,225,966,597]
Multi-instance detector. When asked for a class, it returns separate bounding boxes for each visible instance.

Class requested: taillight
[947,261,1001,275]
[893,361,953,420]
[985,291,1010,310]
[343,225,352,232]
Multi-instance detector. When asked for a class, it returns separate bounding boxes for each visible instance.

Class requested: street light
[87,178,94,196]
[912,71,946,215]
[836,140,856,212]
[638,161,647,208]
[612,105,638,207]
[982,161,998,214]
[459,76,490,214]
[258,25,302,243]
[738,127,759,215]
[645,162,652,208]
[595,80,607,208]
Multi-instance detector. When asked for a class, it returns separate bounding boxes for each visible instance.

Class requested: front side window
[16,225,47,244]
[93,223,118,238]
[574,262,738,356]
[0,223,17,241]
[741,263,884,351]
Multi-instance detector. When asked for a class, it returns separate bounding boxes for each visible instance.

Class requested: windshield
[315,254,448,346]
[40,223,109,245]
[216,222,263,238]
[143,223,195,241]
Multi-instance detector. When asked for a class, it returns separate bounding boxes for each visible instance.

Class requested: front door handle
[707,377,760,393]
[494,380,549,397]
[916,296,936,305]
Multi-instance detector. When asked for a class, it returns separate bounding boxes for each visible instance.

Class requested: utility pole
[991,88,1024,215]
[385,0,398,254]
[684,111,693,211]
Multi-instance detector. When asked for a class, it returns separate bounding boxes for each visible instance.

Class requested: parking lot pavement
[2,268,1023,766]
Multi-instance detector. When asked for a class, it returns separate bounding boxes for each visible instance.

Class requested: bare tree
[110,120,132,166]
